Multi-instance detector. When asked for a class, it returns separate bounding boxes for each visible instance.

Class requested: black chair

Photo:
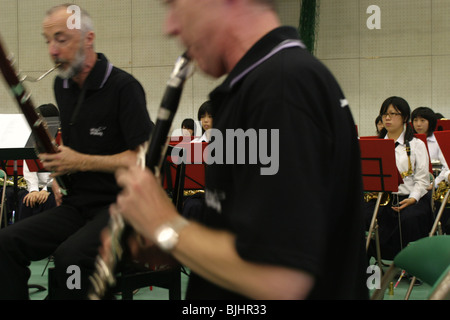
[47,146,188,300]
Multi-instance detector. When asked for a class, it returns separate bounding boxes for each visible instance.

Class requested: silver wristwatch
[154,216,190,252]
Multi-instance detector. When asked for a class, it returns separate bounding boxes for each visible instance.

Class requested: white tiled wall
[317,0,450,136]
[1,0,449,137]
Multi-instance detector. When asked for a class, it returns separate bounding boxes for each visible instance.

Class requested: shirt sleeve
[37,172,53,191]
[23,162,39,192]
[118,78,153,150]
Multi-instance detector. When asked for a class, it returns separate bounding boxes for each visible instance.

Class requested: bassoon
[0,36,70,195]
[88,52,194,299]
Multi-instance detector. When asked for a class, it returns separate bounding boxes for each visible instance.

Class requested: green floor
[27,258,433,300]
[28,258,190,300]
[367,258,432,300]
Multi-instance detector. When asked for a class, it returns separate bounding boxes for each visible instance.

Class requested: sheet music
[0,114,32,148]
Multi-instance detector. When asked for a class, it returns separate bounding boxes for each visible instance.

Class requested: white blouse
[23,162,53,193]
[427,133,450,186]
[385,131,430,202]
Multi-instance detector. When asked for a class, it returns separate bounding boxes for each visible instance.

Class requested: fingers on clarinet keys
[88,257,116,300]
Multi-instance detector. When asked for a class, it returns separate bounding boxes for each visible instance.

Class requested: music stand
[359,139,402,255]
[0,115,58,223]
[0,149,39,226]
[166,141,206,189]
[436,119,450,131]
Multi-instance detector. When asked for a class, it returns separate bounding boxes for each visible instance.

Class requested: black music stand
[0,115,59,220]
[359,138,402,268]
[0,148,37,226]
[0,116,58,293]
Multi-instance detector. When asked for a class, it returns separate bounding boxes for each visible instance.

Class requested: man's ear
[84,31,95,48]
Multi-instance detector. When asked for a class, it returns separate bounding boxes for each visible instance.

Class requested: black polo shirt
[186,27,368,300]
[54,53,153,208]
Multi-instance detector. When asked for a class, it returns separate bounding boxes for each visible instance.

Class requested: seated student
[364,97,433,260]
[375,115,384,135]
[435,113,446,120]
[181,118,195,137]
[412,107,450,234]
[192,100,213,143]
[411,106,449,187]
[183,101,214,221]
[15,161,56,222]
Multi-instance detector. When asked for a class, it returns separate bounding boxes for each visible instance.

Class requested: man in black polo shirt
[110,0,368,299]
[0,4,153,299]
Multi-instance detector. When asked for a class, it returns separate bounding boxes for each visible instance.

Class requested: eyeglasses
[381,112,402,118]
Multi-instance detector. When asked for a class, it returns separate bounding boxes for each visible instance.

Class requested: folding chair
[372,235,450,300]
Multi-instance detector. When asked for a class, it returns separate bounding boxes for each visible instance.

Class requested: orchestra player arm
[114,166,315,300]
[39,144,145,176]
[173,222,314,300]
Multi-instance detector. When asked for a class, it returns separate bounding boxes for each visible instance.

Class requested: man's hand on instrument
[52,180,63,206]
[114,165,179,242]
[100,205,178,270]
[39,145,87,176]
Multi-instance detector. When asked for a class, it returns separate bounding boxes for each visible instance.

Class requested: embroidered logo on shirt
[205,189,226,214]
[90,127,106,137]
[340,99,349,108]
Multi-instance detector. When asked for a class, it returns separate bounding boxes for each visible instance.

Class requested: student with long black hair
[366,97,433,260]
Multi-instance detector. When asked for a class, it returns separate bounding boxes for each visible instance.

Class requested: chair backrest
[428,265,450,300]
[394,235,450,287]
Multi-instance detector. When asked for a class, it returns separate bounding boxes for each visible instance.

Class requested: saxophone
[433,180,450,205]
[88,53,194,300]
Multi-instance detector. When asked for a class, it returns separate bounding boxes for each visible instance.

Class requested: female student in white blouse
[191,101,213,143]
[365,97,433,260]
[412,106,450,234]
[16,162,56,222]
[411,106,450,186]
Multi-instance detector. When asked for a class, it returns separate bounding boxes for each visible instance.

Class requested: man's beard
[56,47,85,80]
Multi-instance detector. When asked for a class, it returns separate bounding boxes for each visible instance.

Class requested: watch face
[155,217,189,252]
[157,226,178,251]
[158,227,176,242]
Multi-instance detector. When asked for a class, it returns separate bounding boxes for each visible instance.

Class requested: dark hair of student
[197,100,213,121]
[411,106,437,137]
[378,96,414,142]
[435,113,445,120]
[181,118,195,135]
[375,115,383,134]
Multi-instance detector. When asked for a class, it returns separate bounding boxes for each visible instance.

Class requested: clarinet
[88,52,194,300]
[0,36,70,195]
